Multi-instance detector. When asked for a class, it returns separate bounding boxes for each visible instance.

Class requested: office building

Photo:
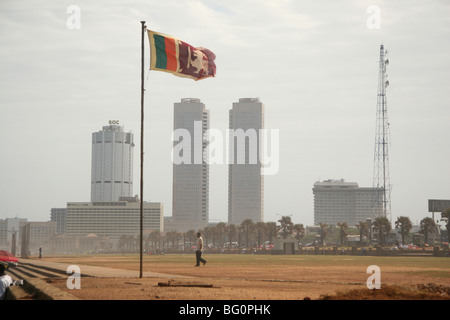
[1,218,56,256]
[0,218,27,252]
[65,196,163,238]
[313,179,383,226]
[50,208,67,234]
[228,98,264,224]
[45,121,164,252]
[171,98,209,232]
[91,121,134,202]
[27,221,57,253]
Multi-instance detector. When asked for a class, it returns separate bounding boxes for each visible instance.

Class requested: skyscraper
[228,98,264,224]
[171,98,209,232]
[64,121,163,248]
[91,121,134,202]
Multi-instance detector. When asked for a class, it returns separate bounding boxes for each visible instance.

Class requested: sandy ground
[34,254,450,300]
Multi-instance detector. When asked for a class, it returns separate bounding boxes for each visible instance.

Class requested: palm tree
[255,222,267,248]
[395,216,412,245]
[237,225,243,248]
[185,229,196,250]
[160,232,167,251]
[174,232,182,250]
[278,216,294,239]
[144,233,152,253]
[356,221,369,245]
[240,219,255,248]
[266,222,278,243]
[136,235,142,253]
[149,230,161,252]
[119,235,127,253]
[226,224,237,251]
[419,217,436,245]
[200,227,210,247]
[293,224,305,241]
[166,231,177,250]
[337,222,348,246]
[318,223,329,246]
[372,217,391,246]
[440,208,450,242]
[127,235,135,252]
[216,222,227,248]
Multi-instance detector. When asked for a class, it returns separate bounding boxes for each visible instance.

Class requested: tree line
[318,209,450,247]
[118,216,305,253]
[118,209,450,253]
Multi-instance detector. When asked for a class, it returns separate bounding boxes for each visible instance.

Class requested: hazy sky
[1,0,449,227]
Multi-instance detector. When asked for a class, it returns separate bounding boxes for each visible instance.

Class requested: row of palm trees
[118,216,305,253]
[118,209,450,252]
[202,217,308,249]
[319,212,449,246]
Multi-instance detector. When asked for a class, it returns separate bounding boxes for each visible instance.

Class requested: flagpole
[139,20,146,279]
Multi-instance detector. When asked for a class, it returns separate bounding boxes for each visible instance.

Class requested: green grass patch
[140,254,450,269]
[42,253,450,270]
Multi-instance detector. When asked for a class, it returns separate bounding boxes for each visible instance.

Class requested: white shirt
[0,274,13,298]
[196,236,203,251]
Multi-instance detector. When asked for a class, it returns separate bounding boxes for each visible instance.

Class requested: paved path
[25,259,192,279]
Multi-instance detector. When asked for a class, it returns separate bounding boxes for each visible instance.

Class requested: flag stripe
[164,37,178,72]
[147,29,216,81]
[153,34,167,69]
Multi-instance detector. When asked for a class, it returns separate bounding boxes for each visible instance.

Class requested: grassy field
[39,253,450,300]
[43,253,450,271]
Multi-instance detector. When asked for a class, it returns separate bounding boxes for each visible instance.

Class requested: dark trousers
[196,251,206,266]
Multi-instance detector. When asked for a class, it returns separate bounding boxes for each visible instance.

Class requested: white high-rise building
[91,121,134,202]
[313,179,383,226]
[228,98,264,224]
[171,98,209,232]
[65,197,163,237]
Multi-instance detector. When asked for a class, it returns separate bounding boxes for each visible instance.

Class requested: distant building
[170,98,209,232]
[50,208,67,234]
[228,98,264,224]
[0,218,27,253]
[27,221,57,253]
[0,219,56,256]
[49,233,111,254]
[91,121,134,202]
[45,121,164,252]
[65,197,163,239]
[313,179,383,226]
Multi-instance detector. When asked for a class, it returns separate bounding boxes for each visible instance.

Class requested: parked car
[224,242,239,248]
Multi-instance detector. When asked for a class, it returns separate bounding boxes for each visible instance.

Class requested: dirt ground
[40,254,450,300]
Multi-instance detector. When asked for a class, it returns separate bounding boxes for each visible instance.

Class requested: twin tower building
[89,98,264,234]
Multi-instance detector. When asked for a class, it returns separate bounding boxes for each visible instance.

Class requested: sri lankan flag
[147,30,216,81]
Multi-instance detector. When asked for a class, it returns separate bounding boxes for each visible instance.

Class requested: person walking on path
[195,232,207,267]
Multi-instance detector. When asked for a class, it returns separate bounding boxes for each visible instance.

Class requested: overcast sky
[1,0,449,227]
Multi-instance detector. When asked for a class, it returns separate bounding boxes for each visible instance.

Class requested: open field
[35,254,450,300]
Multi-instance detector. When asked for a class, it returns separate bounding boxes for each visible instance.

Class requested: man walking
[195,232,207,267]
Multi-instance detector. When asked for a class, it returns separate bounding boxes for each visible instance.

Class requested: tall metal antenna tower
[372,44,392,222]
